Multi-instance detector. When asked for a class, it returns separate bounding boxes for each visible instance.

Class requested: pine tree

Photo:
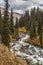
[38,13,42,46]
[0,9,2,35]
[30,24,34,39]
[19,15,24,27]
[9,8,14,36]
[24,10,30,31]
[15,18,18,28]
[30,8,36,39]
[15,18,19,40]
[1,0,10,47]
[36,7,39,21]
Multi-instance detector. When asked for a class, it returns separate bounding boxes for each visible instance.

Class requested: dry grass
[19,27,27,33]
[0,43,28,65]
[28,36,41,46]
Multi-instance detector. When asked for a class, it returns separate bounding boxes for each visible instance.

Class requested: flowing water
[10,33,43,65]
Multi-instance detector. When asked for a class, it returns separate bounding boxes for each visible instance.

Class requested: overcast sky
[0,0,43,13]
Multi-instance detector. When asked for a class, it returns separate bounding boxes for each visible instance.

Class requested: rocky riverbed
[10,33,43,65]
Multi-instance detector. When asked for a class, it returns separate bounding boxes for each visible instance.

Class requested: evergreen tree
[15,18,19,28]
[15,18,19,40]
[38,13,42,46]
[30,24,34,39]
[0,9,2,35]
[30,8,36,39]
[36,7,39,21]
[24,10,30,31]
[31,8,36,36]
[9,8,14,36]
[1,0,10,47]
[19,15,24,27]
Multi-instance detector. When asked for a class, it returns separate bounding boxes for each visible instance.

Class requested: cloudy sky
[0,0,43,13]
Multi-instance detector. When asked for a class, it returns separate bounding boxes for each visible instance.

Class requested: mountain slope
[0,43,28,65]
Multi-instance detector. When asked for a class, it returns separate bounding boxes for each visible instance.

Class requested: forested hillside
[18,8,43,47]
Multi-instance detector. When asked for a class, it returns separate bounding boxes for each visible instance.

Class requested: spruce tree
[24,10,30,31]
[15,18,19,40]
[1,0,10,47]
[38,14,42,46]
[19,15,24,27]
[30,8,36,39]
[15,18,18,28]
[0,9,2,35]
[9,8,14,36]
[30,24,34,39]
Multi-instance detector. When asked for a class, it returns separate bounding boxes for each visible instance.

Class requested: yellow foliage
[19,27,27,33]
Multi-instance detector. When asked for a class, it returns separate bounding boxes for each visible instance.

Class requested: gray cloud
[8,0,40,10]
[0,0,43,13]
[9,0,38,9]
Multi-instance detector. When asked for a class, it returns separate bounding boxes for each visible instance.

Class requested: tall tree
[19,15,24,27]
[15,18,19,28]
[24,10,30,31]
[0,9,2,35]
[9,8,14,36]
[36,7,39,21]
[15,18,19,40]
[1,0,10,47]
[38,12,43,46]
[30,8,36,39]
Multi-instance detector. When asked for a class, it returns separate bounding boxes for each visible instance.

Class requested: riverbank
[0,43,28,65]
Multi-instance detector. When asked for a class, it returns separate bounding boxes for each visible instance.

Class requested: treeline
[18,7,43,47]
[0,0,19,47]
[0,0,43,47]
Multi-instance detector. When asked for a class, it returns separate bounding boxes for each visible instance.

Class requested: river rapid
[10,33,43,65]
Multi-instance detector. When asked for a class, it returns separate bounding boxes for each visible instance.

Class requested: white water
[10,33,43,65]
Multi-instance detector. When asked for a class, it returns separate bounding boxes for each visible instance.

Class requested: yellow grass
[19,27,27,33]
[0,43,28,65]
[28,36,40,46]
